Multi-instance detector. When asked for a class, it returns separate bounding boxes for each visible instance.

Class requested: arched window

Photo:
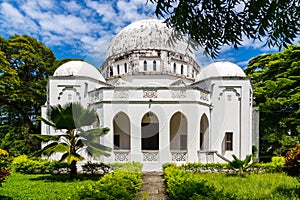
[141,112,159,150]
[144,60,147,71]
[153,60,156,71]
[110,67,113,77]
[173,63,176,73]
[124,63,127,73]
[192,70,195,78]
[117,65,120,74]
[113,112,130,150]
[200,114,209,150]
[170,112,187,150]
[181,64,184,74]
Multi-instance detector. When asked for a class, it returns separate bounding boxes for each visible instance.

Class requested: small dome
[53,61,106,82]
[106,19,195,59]
[197,62,246,80]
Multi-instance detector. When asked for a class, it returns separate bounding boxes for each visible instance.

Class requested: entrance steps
[135,172,167,200]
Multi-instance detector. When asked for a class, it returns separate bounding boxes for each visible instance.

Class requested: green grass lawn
[198,173,300,199]
[0,173,101,200]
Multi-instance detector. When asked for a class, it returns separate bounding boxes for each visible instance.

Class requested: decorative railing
[171,151,187,162]
[142,151,159,162]
[198,150,216,163]
[197,150,230,163]
[114,150,130,162]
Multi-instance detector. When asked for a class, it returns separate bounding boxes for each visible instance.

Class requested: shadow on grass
[225,173,248,178]
[0,195,13,200]
[276,186,300,198]
[29,174,103,182]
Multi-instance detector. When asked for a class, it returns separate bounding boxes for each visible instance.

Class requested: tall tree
[245,44,300,159]
[0,34,56,135]
[149,0,300,58]
[34,103,111,177]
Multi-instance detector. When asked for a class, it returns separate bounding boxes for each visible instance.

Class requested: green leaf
[31,134,61,142]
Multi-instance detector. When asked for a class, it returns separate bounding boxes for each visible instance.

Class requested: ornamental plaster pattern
[143,152,159,162]
[171,89,186,99]
[143,90,158,98]
[171,151,187,161]
[113,90,129,99]
[114,151,130,162]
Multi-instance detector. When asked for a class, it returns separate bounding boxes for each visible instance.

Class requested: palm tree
[33,103,111,177]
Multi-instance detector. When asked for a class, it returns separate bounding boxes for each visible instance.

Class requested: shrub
[0,149,11,186]
[109,162,143,173]
[251,156,285,173]
[11,155,70,174]
[284,143,300,182]
[82,161,111,174]
[72,163,143,200]
[163,165,235,200]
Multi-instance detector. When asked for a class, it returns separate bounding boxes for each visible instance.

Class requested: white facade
[42,19,256,171]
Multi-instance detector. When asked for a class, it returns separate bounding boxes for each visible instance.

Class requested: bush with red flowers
[284,143,300,182]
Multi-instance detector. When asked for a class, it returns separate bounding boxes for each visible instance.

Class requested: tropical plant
[33,103,111,177]
[284,143,300,183]
[228,154,252,175]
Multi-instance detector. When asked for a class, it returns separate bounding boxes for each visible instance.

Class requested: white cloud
[236,60,250,67]
[85,0,118,23]
[37,0,56,10]
[1,2,24,24]
[61,1,82,12]
[0,2,39,34]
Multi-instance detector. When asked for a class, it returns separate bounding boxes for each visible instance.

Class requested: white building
[42,19,257,171]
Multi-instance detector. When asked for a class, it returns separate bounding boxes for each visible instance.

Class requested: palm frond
[75,139,85,150]
[37,116,56,128]
[79,127,110,142]
[31,134,61,142]
[86,145,111,157]
[72,103,98,127]
[59,152,69,162]
[43,143,69,155]
[66,152,84,164]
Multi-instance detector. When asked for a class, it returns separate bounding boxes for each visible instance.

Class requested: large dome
[197,62,246,80]
[53,61,106,82]
[106,19,195,59]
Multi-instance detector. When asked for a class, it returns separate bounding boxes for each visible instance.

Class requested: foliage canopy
[245,44,300,158]
[150,0,300,58]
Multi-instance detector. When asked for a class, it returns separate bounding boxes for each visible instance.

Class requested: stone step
[135,172,167,200]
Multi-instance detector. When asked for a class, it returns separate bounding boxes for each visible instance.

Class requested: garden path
[135,172,167,200]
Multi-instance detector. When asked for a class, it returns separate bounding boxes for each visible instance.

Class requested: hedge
[163,165,235,200]
[71,162,143,200]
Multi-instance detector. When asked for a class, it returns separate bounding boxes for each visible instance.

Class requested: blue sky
[0,0,295,69]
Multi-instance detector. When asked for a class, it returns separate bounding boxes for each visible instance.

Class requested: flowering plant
[284,143,300,182]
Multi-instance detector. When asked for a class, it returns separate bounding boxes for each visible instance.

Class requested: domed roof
[106,19,195,59]
[53,61,106,82]
[197,61,246,80]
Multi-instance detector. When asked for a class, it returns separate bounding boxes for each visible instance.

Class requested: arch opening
[200,114,209,150]
[113,112,130,150]
[170,112,187,150]
[141,112,159,150]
